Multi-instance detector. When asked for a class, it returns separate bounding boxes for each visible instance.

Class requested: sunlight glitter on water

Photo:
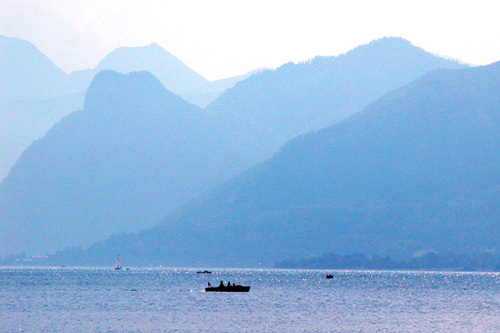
[0,267,499,332]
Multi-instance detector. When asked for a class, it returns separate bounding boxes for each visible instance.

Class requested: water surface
[1,268,499,332]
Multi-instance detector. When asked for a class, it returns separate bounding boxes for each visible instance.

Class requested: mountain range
[53,61,500,268]
[0,35,81,101]
[0,70,232,256]
[0,37,466,258]
[0,35,252,180]
[77,43,257,107]
[0,35,85,180]
[206,38,465,159]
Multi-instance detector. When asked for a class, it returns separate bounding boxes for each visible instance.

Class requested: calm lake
[1,267,499,332]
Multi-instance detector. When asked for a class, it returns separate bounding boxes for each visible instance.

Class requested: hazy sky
[1,0,499,80]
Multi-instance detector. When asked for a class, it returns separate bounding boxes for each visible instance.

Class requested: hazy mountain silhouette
[59,62,500,268]
[0,35,84,179]
[94,43,208,102]
[0,35,81,101]
[206,37,465,164]
[0,37,466,258]
[92,43,255,107]
[0,36,252,179]
[0,71,238,256]
[0,93,84,180]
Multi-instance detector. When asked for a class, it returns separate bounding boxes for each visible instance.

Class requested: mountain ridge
[0,35,73,101]
[0,37,469,259]
[206,37,465,157]
[46,61,500,267]
[0,71,212,255]
[0,35,255,179]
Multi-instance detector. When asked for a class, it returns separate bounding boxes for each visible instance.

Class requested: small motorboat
[326,274,334,279]
[197,270,212,274]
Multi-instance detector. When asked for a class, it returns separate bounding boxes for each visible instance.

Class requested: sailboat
[115,255,123,270]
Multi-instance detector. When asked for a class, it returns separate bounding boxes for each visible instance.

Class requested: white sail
[115,255,123,270]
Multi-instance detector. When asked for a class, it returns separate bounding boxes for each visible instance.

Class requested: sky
[1,0,500,80]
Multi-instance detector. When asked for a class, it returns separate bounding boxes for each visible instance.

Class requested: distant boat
[326,274,334,279]
[206,281,250,292]
[115,255,123,270]
[197,270,212,274]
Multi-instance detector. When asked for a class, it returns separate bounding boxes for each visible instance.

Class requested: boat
[205,282,250,292]
[114,255,123,270]
[326,274,334,279]
[205,285,251,292]
[197,270,212,274]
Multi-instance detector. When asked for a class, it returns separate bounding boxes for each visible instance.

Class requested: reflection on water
[1,268,499,332]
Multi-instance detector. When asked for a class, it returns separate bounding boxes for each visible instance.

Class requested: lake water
[0,267,499,332]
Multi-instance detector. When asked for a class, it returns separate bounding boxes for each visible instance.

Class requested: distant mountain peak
[95,43,191,73]
[347,37,425,57]
[0,34,32,47]
[0,34,65,71]
[145,42,162,49]
[346,37,461,66]
[87,70,165,93]
[0,34,69,101]
[93,42,209,100]
[369,36,414,46]
[96,43,178,68]
[109,42,169,54]
[83,70,186,112]
[352,37,419,52]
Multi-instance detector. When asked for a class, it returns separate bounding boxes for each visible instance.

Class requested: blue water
[1,268,499,332]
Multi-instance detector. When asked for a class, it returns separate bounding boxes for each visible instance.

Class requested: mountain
[93,43,254,107]
[94,43,208,102]
[0,71,237,256]
[0,35,84,179]
[0,92,84,180]
[60,62,500,268]
[0,35,80,101]
[0,37,251,179]
[0,37,466,259]
[206,37,465,163]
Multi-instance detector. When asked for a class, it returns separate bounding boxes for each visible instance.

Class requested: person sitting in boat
[207,282,211,287]
[219,281,224,287]
[227,281,231,287]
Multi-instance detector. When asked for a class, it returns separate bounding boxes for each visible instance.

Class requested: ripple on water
[0,268,499,332]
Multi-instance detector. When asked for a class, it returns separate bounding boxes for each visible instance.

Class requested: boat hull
[205,286,250,292]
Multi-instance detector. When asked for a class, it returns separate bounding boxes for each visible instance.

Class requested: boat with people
[326,274,334,279]
[197,270,212,274]
[205,281,250,292]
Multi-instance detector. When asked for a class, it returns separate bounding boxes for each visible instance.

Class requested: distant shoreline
[275,251,500,272]
[0,265,499,274]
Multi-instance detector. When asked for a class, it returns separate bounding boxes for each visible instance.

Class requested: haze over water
[1,268,499,332]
